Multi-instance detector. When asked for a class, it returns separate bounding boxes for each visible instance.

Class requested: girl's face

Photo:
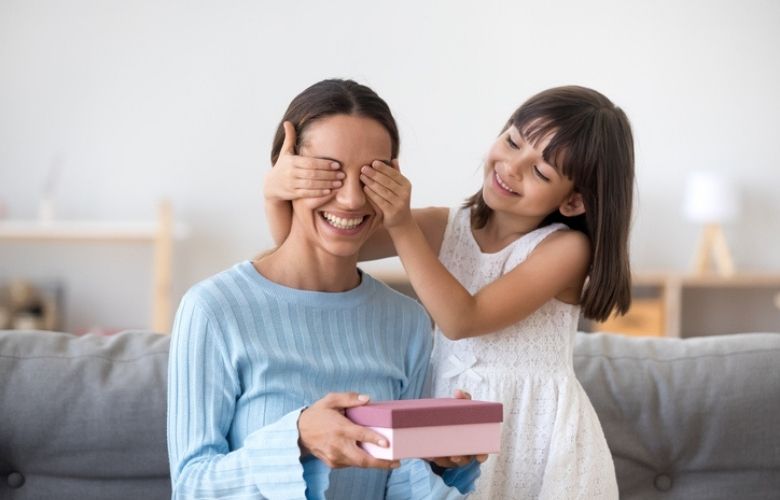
[291,114,393,259]
[482,125,580,222]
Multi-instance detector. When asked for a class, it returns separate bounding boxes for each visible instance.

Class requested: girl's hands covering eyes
[264,121,345,201]
[361,159,413,229]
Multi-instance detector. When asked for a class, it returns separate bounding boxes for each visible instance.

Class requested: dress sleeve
[384,308,481,499]
[167,292,308,499]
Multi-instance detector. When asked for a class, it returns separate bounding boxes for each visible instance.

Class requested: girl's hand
[427,390,489,468]
[264,121,345,201]
[361,160,413,230]
[298,392,400,470]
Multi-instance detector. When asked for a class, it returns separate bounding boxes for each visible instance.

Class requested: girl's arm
[359,206,448,261]
[361,161,591,340]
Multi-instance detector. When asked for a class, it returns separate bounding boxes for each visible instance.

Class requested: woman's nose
[335,171,366,209]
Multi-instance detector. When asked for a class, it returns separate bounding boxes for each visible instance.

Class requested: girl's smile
[493,170,520,195]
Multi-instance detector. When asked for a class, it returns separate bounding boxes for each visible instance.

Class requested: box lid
[346,398,503,428]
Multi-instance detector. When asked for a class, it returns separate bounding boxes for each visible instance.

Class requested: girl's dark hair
[464,85,635,321]
[270,79,399,164]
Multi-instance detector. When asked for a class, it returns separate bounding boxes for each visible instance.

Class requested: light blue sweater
[167,261,480,499]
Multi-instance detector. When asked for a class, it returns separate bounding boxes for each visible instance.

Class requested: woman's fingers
[342,426,399,469]
[351,425,390,449]
[453,389,472,400]
[429,456,460,468]
[308,392,402,470]
[319,392,392,449]
[321,391,371,409]
[343,445,400,470]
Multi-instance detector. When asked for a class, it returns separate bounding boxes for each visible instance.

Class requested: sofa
[1,329,778,500]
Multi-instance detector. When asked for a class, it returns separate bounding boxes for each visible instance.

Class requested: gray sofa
[1,330,778,500]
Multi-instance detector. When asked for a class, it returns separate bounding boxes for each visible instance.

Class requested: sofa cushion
[2,329,779,500]
[574,332,780,500]
[0,330,171,500]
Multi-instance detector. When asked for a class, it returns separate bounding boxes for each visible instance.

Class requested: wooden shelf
[372,269,780,338]
[0,222,156,242]
[0,201,188,333]
[594,272,780,337]
[631,272,780,287]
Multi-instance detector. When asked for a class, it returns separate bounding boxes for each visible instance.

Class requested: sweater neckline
[237,260,376,308]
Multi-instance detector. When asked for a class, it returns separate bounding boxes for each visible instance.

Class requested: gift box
[345,398,503,460]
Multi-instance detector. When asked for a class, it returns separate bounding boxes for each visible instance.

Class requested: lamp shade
[682,171,740,223]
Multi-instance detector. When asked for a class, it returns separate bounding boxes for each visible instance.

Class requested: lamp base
[693,223,735,276]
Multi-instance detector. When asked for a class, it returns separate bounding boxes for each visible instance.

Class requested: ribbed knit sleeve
[167,292,307,499]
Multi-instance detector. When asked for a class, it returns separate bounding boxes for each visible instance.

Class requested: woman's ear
[559,192,586,217]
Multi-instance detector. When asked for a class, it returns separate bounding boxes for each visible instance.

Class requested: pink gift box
[346,398,503,460]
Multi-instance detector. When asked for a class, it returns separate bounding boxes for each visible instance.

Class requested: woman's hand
[361,160,413,230]
[298,392,400,470]
[427,389,489,469]
[264,121,345,201]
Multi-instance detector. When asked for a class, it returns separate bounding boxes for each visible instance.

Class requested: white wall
[1,0,778,331]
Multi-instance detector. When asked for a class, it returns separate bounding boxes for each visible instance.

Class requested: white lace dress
[430,207,618,500]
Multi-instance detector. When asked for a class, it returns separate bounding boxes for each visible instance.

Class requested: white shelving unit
[0,201,187,333]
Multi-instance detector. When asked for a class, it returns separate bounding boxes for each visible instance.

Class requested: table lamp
[682,171,739,276]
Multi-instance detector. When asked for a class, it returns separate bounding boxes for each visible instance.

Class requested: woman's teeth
[322,212,365,229]
[496,172,517,194]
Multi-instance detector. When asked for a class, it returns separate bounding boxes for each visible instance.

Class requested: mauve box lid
[346,398,503,428]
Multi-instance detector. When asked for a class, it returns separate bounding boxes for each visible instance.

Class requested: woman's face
[291,114,393,259]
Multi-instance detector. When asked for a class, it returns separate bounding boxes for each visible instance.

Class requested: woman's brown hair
[270,79,400,165]
[464,86,635,321]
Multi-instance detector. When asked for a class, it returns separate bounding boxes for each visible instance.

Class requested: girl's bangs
[511,114,583,183]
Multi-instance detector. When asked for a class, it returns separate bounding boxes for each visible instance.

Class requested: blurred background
[1,0,778,334]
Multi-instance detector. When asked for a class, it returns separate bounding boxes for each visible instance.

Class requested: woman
[167,79,480,499]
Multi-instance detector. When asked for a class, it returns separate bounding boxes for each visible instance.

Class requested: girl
[265,85,633,499]
[169,79,481,500]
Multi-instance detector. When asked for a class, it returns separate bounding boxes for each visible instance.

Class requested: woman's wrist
[296,406,312,456]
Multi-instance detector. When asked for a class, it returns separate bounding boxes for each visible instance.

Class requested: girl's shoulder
[534,227,591,254]
[526,227,592,276]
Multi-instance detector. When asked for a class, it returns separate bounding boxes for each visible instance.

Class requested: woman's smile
[319,210,371,234]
